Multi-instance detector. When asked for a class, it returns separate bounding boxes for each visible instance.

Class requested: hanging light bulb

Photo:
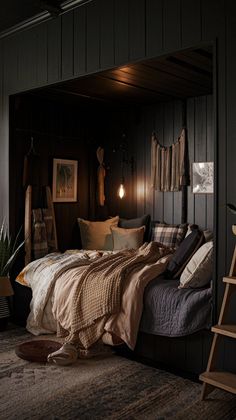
[118,182,126,199]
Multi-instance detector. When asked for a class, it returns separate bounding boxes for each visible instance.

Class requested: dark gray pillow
[119,214,151,242]
[165,229,204,279]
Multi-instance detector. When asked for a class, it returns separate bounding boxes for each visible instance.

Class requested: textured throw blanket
[58,242,170,348]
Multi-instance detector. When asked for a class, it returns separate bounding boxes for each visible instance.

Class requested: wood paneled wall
[106,96,214,231]
[9,94,91,251]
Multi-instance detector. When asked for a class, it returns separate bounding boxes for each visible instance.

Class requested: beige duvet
[20,243,172,351]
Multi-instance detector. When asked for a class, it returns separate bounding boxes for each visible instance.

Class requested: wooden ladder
[24,185,58,265]
[200,246,236,399]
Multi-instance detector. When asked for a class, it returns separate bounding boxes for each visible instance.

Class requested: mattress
[140,275,212,337]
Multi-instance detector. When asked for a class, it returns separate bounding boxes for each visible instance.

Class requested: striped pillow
[151,222,187,248]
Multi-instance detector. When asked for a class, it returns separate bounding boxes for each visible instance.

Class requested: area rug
[1,326,236,420]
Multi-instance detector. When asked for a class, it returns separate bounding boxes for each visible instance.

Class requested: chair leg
[201,382,215,400]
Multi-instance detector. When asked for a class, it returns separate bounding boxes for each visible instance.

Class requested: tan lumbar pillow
[111,226,145,250]
[78,216,119,250]
[179,241,213,289]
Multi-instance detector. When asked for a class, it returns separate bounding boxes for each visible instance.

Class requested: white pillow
[78,216,119,250]
[179,241,213,289]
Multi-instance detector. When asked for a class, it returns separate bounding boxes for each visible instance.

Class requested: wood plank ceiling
[42,45,213,106]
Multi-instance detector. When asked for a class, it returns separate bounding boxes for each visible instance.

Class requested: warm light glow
[118,183,126,199]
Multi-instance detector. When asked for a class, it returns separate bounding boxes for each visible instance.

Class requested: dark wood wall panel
[153,104,164,222]
[187,95,214,231]
[17,25,47,90]
[3,36,18,94]
[35,23,48,87]
[86,0,100,73]
[194,96,207,230]
[136,112,146,217]
[226,1,236,271]
[74,7,86,76]
[173,101,183,224]
[143,107,155,218]
[206,95,214,231]
[163,0,181,52]
[100,0,115,70]
[201,0,226,313]
[181,0,202,47]
[18,30,37,90]
[163,101,175,224]
[61,12,74,80]
[129,0,146,60]
[114,0,129,65]
[187,98,195,224]
[146,0,163,58]
[47,18,62,83]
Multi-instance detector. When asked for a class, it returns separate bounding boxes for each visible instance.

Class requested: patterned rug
[1,326,236,420]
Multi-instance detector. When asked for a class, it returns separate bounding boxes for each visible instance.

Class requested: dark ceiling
[5,2,212,106]
[38,46,213,106]
[0,0,63,34]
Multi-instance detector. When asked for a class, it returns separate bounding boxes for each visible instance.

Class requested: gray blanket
[140,276,212,337]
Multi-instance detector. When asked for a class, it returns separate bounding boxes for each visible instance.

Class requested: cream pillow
[179,241,213,289]
[111,226,145,250]
[78,216,119,250]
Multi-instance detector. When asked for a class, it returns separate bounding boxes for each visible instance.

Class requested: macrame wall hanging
[151,127,189,192]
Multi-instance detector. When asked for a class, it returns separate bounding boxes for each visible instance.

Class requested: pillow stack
[78,214,150,251]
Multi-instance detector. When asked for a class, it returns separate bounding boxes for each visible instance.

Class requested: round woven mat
[15,340,62,362]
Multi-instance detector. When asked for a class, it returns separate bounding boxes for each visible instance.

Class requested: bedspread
[140,276,212,336]
[24,243,172,350]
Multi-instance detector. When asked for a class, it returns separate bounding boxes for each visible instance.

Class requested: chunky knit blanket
[58,242,170,348]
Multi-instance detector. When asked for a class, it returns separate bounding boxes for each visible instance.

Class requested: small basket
[15,340,62,362]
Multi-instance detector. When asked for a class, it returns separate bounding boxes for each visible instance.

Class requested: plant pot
[0,276,14,297]
[0,277,14,330]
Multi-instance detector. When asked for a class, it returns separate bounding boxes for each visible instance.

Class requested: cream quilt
[20,243,172,350]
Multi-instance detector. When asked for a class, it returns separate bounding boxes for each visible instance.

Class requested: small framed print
[52,158,78,202]
[192,162,214,194]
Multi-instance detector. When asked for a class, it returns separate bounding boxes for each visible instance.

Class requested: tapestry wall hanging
[52,158,78,202]
[151,128,189,192]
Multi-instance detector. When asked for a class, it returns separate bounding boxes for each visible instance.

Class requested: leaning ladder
[24,185,58,265]
[200,246,236,399]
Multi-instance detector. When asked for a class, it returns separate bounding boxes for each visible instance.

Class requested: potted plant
[0,221,24,329]
[227,204,236,235]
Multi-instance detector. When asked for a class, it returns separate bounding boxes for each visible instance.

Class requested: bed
[15,215,213,364]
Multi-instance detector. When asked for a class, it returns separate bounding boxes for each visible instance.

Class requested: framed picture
[192,162,214,194]
[52,158,78,202]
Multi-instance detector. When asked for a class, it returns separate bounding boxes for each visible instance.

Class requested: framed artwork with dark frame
[192,162,214,194]
[52,158,78,202]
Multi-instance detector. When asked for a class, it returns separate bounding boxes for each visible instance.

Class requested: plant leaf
[227,203,236,215]
[2,240,25,276]
[0,221,24,276]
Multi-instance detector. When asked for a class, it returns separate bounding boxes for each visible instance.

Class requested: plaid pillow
[151,222,187,248]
